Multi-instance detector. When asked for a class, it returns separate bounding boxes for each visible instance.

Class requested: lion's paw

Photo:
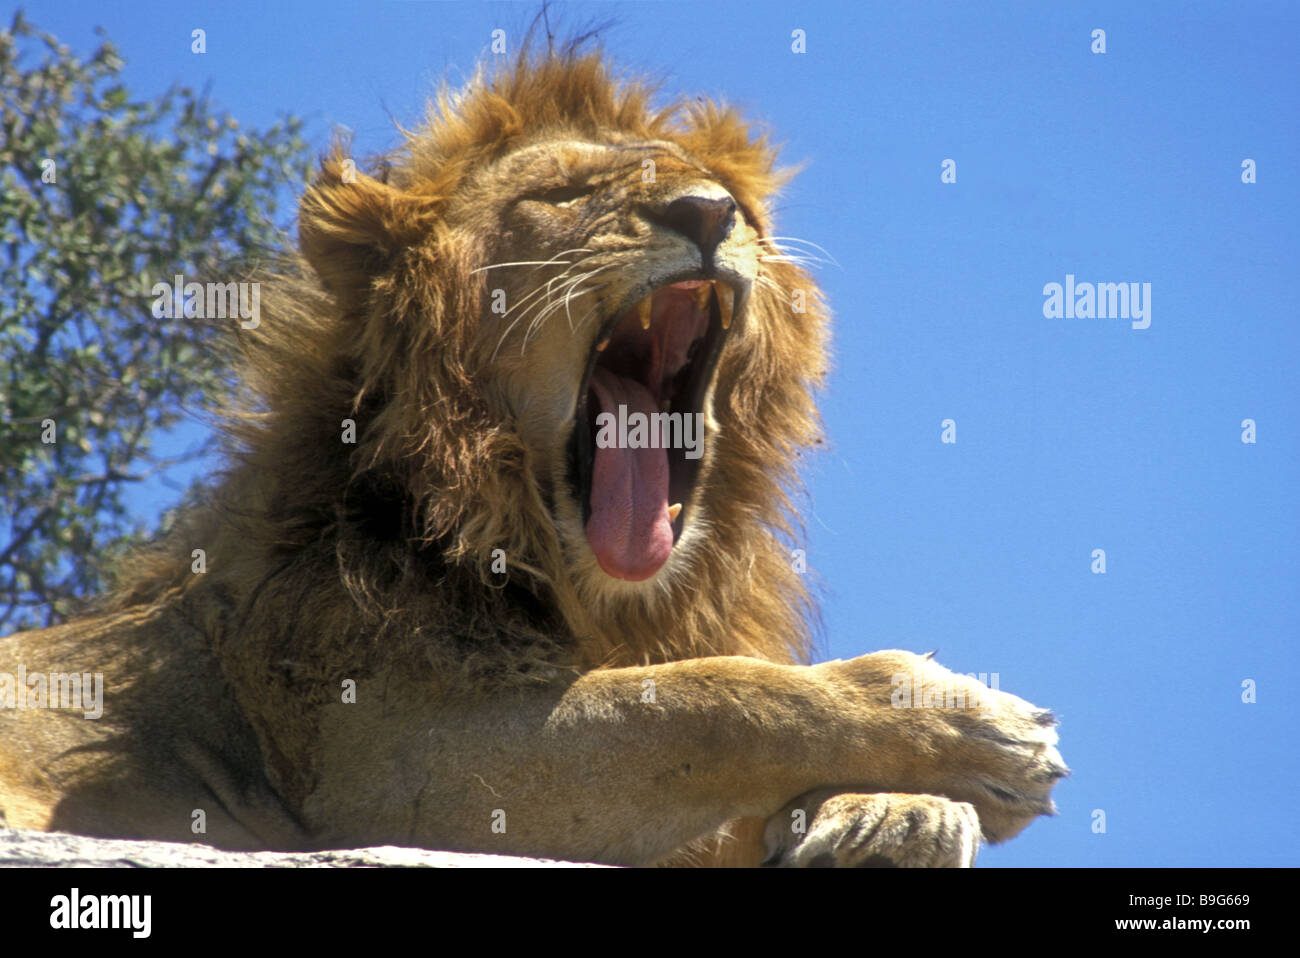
[926,670,1068,844]
[828,650,1070,844]
[762,789,980,868]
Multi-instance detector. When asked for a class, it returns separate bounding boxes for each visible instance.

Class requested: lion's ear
[298,152,436,309]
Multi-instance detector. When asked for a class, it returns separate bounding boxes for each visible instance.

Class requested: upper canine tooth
[637,296,652,330]
[695,282,712,311]
[718,285,734,330]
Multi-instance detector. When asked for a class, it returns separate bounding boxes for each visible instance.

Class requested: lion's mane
[99,45,829,802]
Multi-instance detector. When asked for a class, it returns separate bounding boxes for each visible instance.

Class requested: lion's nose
[650,195,737,270]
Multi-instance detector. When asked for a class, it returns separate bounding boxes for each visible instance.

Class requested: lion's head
[223,43,829,673]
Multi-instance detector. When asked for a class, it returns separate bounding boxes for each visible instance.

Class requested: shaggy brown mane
[103,40,829,696]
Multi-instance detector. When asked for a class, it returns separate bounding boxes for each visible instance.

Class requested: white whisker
[510,268,593,356]
[563,263,614,332]
[759,254,821,268]
[473,247,594,277]
[481,247,600,357]
[524,265,611,351]
[501,266,578,323]
[471,259,571,274]
[757,235,839,268]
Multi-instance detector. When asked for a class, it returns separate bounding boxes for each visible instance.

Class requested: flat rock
[0,827,606,868]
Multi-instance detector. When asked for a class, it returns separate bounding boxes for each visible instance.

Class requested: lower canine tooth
[595,338,609,351]
[718,286,734,330]
[637,297,652,329]
[667,503,682,522]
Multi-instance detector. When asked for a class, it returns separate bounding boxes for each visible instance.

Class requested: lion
[0,41,1066,867]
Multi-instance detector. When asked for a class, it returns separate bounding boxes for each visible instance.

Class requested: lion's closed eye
[525,183,593,206]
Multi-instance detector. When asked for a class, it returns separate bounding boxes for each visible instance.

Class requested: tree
[0,11,312,631]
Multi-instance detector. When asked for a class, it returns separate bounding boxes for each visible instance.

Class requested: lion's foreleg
[308,651,1063,866]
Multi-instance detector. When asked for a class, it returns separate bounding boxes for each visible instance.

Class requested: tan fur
[0,43,1066,865]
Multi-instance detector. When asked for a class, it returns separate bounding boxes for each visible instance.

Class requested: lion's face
[295,53,825,640]
[458,135,763,588]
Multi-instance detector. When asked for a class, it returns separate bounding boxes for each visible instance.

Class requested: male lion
[0,44,1066,867]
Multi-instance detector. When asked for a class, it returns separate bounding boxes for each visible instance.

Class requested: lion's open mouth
[569,279,734,581]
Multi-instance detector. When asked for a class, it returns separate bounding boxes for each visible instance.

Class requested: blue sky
[17,0,1298,867]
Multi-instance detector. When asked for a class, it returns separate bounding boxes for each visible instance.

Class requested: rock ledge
[0,827,607,868]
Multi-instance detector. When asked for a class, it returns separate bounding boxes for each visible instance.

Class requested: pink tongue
[586,367,674,581]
